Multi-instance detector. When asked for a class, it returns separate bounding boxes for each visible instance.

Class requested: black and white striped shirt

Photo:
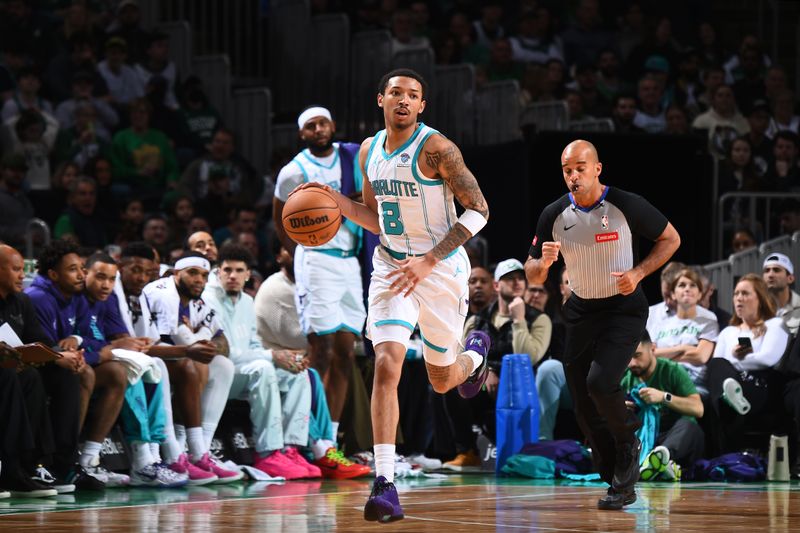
[529,187,668,300]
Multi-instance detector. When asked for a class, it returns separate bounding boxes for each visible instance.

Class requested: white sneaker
[659,460,681,481]
[407,454,442,471]
[394,454,413,474]
[722,377,751,415]
[0,490,9,499]
[85,457,130,488]
[130,463,188,488]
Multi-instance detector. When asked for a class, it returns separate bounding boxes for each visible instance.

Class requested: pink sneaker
[253,450,307,480]
[284,447,322,478]
[193,452,244,484]
[169,453,218,485]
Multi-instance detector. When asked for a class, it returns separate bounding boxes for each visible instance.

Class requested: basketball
[282,187,342,246]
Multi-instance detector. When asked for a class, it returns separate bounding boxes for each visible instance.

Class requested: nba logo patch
[601,215,609,230]
[398,153,411,167]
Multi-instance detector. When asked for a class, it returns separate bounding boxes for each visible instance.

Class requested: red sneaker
[313,448,371,479]
[253,450,307,480]
[284,447,322,478]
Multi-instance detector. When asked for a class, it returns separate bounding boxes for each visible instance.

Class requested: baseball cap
[494,258,524,282]
[763,253,794,275]
[644,55,670,74]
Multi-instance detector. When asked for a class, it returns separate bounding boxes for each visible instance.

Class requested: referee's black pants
[562,289,648,485]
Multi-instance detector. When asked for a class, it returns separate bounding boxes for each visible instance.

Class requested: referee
[525,140,680,510]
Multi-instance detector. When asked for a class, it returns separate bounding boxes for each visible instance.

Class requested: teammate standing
[294,68,491,523]
[273,106,365,441]
[525,140,680,510]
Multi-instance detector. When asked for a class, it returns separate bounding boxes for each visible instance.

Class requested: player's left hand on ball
[387,255,436,297]
[611,269,643,295]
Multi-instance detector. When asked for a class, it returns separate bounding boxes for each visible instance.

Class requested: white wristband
[457,209,487,237]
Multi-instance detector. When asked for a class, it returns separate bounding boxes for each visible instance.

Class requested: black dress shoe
[612,438,641,491]
[597,486,636,510]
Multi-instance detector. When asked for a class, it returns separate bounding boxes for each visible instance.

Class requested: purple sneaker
[364,476,404,523]
[457,330,491,399]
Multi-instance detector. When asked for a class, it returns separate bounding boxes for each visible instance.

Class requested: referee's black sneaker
[609,438,641,497]
[597,486,636,510]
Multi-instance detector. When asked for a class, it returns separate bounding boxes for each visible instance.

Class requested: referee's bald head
[562,139,599,163]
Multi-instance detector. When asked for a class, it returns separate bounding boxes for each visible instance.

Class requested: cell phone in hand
[738,336,752,348]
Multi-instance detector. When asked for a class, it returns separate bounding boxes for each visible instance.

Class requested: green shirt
[620,358,698,431]
[111,128,179,188]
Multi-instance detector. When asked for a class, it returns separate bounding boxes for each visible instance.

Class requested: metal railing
[476,80,521,145]
[430,64,477,146]
[569,118,614,132]
[232,88,272,176]
[704,231,800,314]
[520,101,569,132]
[716,192,800,256]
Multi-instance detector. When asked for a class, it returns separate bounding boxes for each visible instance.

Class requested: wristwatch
[663,392,673,404]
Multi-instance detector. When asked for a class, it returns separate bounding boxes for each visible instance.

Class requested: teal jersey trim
[339,324,362,336]
[381,245,458,261]
[308,248,357,258]
[381,122,426,160]
[365,132,382,175]
[374,319,415,332]
[421,333,448,353]
[314,325,345,336]
[294,158,311,183]
[417,183,438,248]
[411,128,442,186]
[301,147,340,170]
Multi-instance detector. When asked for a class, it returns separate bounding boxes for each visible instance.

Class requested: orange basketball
[282,187,342,247]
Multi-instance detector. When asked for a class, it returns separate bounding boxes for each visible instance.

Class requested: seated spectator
[446,11,487,65]
[565,89,588,120]
[777,198,800,236]
[673,49,702,116]
[105,0,149,65]
[186,230,219,267]
[567,63,607,117]
[719,137,766,196]
[110,97,179,201]
[615,2,646,62]
[53,177,107,247]
[724,35,771,85]
[765,131,800,192]
[44,31,107,104]
[762,253,800,335]
[390,9,429,54]
[692,84,750,157]
[744,99,773,175]
[633,75,667,133]
[664,105,689,135]
[175,77,222,164]
[53,100,112,169]
[595,48,626,109]
[144,74,182,143]
[187,215,212,236]
[180,127,259,205]
[0,153,34,249]
[622,331,705,479]
[732,46,767,112]
[97,36,144,114]
[114,197,144,247]
[141,214,169,257]
[646,261,687,333]
[468,265,496,316]
[1,66,52,122]
[764,65,789,107]
[624,16,682,83]
[166,194,194,244]
[56,70,119,139]
[26,239,130,487]
[611,94,643,133]
[213,205,262,247]
[449,259,552,467]
[694,265,733,331]
[134,31,178,110]
[4,109,59,194]
[524,281,549,312]
[234,231,261,269]
[695,64,726,114]
[50,2,104,59]
[203,244,327,480]
[483,38,524,84]
[473,1,505,47]
[696,23,726,72]
[647,268,719,395]
[559,0,614,69]
[766,89,799,139]
[730,228,758,254]
[194,168,236,231]
[706,274,789,453]
[509,8,563,65]
[0,0,53,68]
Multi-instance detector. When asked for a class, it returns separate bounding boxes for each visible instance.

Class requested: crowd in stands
[3,0,800,498]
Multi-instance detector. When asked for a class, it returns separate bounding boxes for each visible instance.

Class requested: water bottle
[767,434,790,481]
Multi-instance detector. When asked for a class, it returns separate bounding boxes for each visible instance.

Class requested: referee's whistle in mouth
[570,183,579,192]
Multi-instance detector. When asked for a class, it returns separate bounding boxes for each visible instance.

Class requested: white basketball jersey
[289,144,357,252]
[365,123,457,255]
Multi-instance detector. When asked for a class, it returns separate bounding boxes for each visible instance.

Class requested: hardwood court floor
[0,475,798,532]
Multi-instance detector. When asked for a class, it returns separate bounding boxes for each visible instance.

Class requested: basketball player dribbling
[292,68,491,523]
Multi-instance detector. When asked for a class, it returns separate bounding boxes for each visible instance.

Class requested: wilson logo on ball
[289,214,330,229]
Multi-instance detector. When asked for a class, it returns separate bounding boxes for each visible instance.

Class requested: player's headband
[297,106,332,129]
[175,256,210,272]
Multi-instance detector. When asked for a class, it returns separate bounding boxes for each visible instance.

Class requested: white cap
[494,258,525,282]
[297,106,332,129]
[763,253,794,275]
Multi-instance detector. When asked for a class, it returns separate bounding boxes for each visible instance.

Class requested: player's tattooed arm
[423,137,489,261]
[212,332,230,357]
